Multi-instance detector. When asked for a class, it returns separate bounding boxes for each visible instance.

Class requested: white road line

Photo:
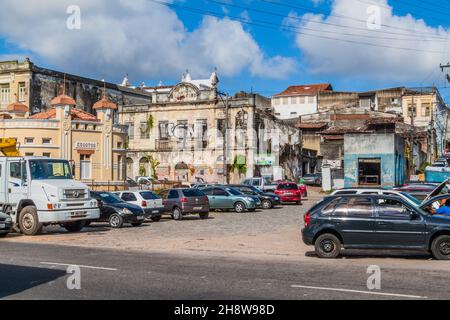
[291,285,427,299]
[40,262,118,271]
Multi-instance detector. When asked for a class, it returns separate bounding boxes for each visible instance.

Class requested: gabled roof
[274,83,332,97]
[30,108,98,122]
[51,94,76,106]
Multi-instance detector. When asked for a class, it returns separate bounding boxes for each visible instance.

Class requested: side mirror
[97,200,103,208]
[410,211,419,220]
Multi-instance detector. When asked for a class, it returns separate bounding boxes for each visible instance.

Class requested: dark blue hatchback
[302,194,450,260]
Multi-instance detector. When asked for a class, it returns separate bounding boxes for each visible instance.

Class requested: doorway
[358,158,381,186]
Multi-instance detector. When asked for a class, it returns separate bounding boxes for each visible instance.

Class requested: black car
[228,184,281,209]
[0,213,12,237]
[302,194,450,260]
[90,191,146,228]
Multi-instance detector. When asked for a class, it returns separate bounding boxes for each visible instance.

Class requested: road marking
[291,285,427,299]
[40,262,118,271]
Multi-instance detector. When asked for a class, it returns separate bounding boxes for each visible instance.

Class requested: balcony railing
[156,139,208,151]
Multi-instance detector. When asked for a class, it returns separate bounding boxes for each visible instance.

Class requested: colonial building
[0,84,127,183]
[271,83,332,119]
[0,59,152,115]
[120,72,301,183]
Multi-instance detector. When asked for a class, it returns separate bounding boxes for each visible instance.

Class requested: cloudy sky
[1,0,450,100]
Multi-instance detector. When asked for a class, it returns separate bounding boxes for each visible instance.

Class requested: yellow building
[0,89,127,183]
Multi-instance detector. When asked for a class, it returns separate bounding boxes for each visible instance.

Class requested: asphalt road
[1,242,450,300]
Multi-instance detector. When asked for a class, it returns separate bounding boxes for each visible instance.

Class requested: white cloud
[0,0,295,83]
[288,0,450,82]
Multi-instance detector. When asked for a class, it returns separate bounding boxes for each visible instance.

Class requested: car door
[213,188,231,208]
[330,196,378,247]
[374,198,426,248]
[121,192,139,206]
[7,160,29,209]
[202,188,216,208]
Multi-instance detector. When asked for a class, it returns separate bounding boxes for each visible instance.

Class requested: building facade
[0,87,127,183]
[120,73,301,183]
[271,83,332,119]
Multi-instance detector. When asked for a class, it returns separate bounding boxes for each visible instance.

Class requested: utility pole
[409,93,415,177]
[217,92,230,184]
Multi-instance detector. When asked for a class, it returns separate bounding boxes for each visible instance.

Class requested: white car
[116,191,164,222]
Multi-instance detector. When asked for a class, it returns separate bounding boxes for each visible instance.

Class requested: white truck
[0,157,100,235]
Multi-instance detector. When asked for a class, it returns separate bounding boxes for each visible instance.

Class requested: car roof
[325,194,408,201]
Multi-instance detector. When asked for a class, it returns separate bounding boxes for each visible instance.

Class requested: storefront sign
[256,154,276,166]
[75,141,98,150]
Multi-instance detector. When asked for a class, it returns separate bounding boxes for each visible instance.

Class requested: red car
[275,182,302,204]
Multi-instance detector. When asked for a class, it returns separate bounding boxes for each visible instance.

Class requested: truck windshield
[29,160,73,180]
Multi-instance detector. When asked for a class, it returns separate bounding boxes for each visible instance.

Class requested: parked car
[242,177,278,192]
[303,173,322,186]
[228,184,281,209]
[393,181,447,201]
[302,194,450,260]
[200,186,258,213]
[116,191,164,222]
[275,182,302,204]
[90,192,146,228]
[0,212,12,238]
[160,189,210,221]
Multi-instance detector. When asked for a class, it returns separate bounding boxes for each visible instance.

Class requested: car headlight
[122,208,133,215]
[245,197,254,202]
[5,216,12,223]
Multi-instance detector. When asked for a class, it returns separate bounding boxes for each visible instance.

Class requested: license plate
[152,210,159,214]
[285,193,293,196]
[71,211,86,218]
[0,224,5,229]
[137,216,144,220]
[193,207,203,211]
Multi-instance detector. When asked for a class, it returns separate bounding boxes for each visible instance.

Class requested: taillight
[141,201,147,207]
[275,190,281,195]
[181,197,188,203]
[304,213,311,227]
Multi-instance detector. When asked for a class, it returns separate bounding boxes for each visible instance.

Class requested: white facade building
[272,83,332,119]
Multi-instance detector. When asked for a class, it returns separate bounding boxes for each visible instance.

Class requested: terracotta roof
[297,122,328,129]
[93,98,117,110]
[365,117,404,125]
[321,126,367,135]
[274,83,332,97]
[30,108,98,122]
[7,102,28,113]
[51,94,76,106]
[323,135,344,141]
[0,113,12,119]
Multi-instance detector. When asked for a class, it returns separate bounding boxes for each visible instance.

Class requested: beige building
[120,72,301,183]
[0,87,127,183]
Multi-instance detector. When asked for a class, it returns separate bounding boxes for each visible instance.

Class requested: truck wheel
[172,207,183,221]
[109,214,124,229]
[19,206,43,236]
[431,235,450,260]
[63,221,85,233]
[234,202,246,213]
[151,216,162,222]
[315,233,341,259]
[262,200,273,209]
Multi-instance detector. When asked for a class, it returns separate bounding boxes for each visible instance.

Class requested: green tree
[142,153,160,180]
[230,155,247,177]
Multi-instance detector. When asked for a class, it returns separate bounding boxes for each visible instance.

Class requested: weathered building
[120,72,301,183]
[0,59,152,115]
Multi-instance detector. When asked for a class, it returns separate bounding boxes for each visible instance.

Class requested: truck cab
[0,157,100,235]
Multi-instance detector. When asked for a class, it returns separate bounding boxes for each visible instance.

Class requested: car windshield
[226,188,243,196]
[29,160,72,180]
[304,174,317,178]
[400,192,422,206]
[97,193,124,204]
[278,183,298,190]
[182,189,205,197]
[249,186,263,194]
[263,177,273,184]
[140,192,160,200]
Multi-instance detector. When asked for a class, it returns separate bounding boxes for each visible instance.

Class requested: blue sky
[2,0,450,100]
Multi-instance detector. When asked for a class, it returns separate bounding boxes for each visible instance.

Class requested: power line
[149,0,450,55]
[207,0,449,42]
[261,0,450,37]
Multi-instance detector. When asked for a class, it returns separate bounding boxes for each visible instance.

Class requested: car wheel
[63,221,85,233]
[431,235,450,260]
[315,233,341,259]
[84,221,91,227]
[151,216,162,222]
[172,207,183,221]
[262,199,273,209]
[19,206,43,236]
[234,202,246,213]
[109,214,124,229]
[199,212,209,220]
[131,222,143,227]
